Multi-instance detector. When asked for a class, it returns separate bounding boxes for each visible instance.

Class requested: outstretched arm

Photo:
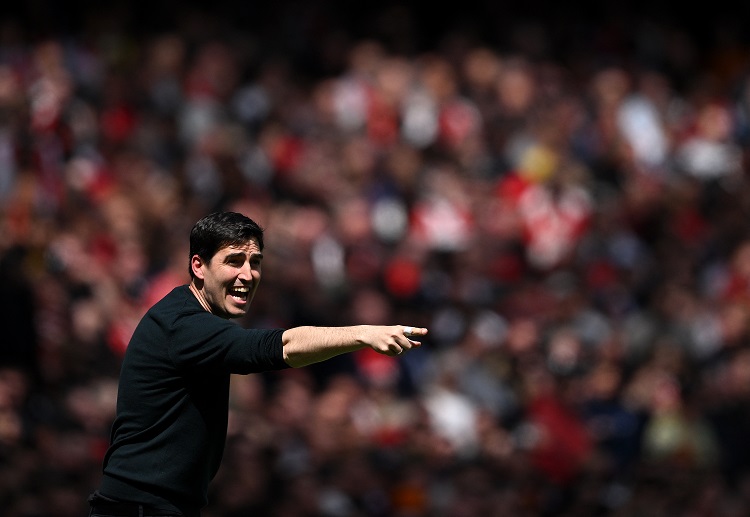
[281,325,428,368]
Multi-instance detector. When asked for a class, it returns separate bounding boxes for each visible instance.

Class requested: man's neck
[189,282,212,313]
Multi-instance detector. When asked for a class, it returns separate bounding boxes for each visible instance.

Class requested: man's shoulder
[130,285,209,344]
[148,285,193,314]
[148,285,227,331]
[139,285,205,329]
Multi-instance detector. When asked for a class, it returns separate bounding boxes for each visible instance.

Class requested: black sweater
[99,285,289,514]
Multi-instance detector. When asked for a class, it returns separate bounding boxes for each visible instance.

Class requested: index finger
[402,326,428,337]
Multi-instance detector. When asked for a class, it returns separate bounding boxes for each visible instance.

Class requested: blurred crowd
[2,3,750,516]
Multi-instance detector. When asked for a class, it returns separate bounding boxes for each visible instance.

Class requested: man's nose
[238,261,254,280]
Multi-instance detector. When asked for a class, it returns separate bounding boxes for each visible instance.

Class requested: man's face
[192,239,263,319]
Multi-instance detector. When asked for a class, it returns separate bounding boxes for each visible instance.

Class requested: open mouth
[228,285,250,303]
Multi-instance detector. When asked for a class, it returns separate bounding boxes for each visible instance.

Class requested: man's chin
[227,305,251,319]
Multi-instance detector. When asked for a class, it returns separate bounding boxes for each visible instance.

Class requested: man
[88,211,427,517]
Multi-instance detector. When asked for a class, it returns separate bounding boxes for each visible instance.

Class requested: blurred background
[2,1,750,515]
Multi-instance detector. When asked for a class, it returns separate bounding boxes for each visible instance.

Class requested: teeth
[230,287,249,293]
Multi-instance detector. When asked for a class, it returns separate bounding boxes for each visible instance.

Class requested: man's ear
[191,255,206,280]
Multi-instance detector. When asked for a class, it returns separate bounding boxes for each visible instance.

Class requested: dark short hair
[188,212,265,279]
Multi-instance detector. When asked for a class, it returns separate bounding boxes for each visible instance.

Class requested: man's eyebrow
[225,251,263,260]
